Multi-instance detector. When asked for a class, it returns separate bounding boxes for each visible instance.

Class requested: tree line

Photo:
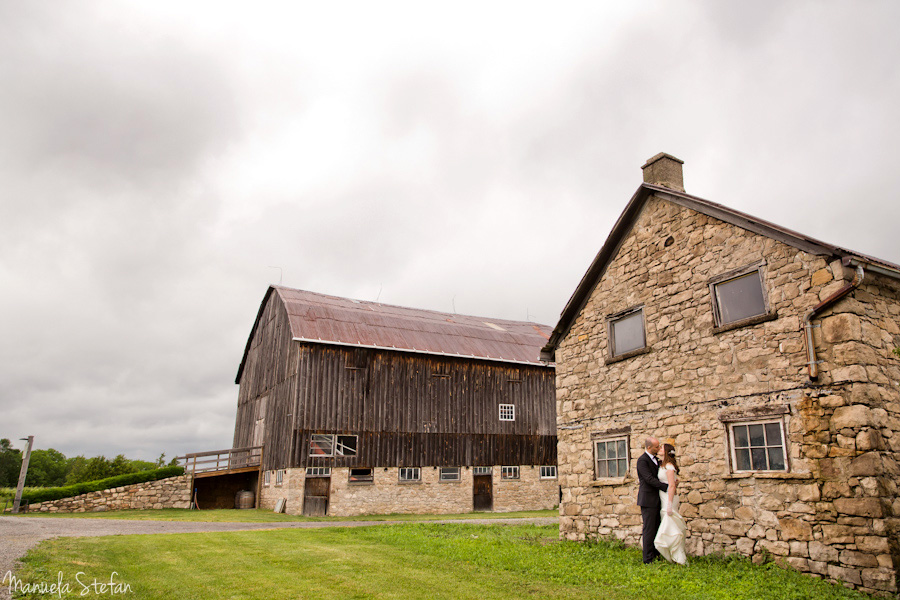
[0,438,176,488]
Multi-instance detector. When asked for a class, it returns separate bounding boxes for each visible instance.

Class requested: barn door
[302,476,330,516]
[473,474,493,511]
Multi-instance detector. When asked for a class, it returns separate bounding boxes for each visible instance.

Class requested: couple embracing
[637,436,687,565]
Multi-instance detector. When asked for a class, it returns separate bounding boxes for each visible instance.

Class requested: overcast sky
[2,1,899,461]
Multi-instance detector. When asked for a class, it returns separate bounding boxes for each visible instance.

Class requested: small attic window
[709,262,776,332]
[606,306,648,362]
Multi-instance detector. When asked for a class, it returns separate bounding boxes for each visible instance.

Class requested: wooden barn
[229,286,558,516]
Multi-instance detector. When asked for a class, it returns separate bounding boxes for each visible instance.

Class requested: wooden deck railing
[176,446,263,474]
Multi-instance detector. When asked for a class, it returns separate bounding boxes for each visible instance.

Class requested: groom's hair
[644,437,658,449]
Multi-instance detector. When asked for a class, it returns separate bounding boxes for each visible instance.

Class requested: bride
[654,442,687,564]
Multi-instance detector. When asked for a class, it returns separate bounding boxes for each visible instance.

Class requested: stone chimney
[641,152,684,192]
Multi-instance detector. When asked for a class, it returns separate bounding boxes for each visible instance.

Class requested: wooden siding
[234,297,556,470]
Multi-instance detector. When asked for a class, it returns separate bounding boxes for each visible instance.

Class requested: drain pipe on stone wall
[803,263,865,380]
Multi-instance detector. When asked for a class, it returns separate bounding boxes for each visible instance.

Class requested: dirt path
[0,515,557,599]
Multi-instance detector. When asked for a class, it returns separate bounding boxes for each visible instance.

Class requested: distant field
[10,523,870,600]
[6,507,557,522]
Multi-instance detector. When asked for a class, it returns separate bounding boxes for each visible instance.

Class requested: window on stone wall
[263,470,271,486]
[729,420,787,472]
[607,307,647,359]
[499,404,515,421]
[349,468,374,483]
[501,466,519,480]
[399,467,421,482]
[473,466,492,476]
[709,262,773,330]
[594,438,629,478]
[439,467,461,481]
[540,466,557,479]
[305,467,331,477]
[275,469,284,486]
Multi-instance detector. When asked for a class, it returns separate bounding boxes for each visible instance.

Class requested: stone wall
[555,194,900,595]
[259,466,559,516]
[23,475,192,513]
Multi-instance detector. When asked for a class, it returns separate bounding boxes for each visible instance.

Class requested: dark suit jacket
[636,452,668,507]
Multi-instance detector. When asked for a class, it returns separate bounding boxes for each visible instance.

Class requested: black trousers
[641,505,662,564]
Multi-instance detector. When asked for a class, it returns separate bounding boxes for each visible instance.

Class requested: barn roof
[236,286,553,382]
[541,182,900,359]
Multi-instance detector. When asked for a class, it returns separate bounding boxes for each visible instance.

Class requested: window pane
[751,447,768,470]
[617,440,627,458]
[717,272,766,324]
[764,423,782,446]
[596,460,608,478]
[733,425,749,448]
[596,442,606,460]
[735,448,751,470]
[618,459,627,476]
[336,435,357,456]
[748,424,766,447]
[768,447,786,470]
[612,311,645,356]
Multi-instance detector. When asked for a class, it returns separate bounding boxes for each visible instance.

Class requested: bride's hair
[660,443,679,474]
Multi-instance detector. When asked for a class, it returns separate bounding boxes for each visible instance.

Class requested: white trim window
[500,466,519,480]
[730,420,787,472]
[309,434,358,457]
[594,438,629,478]
[263,470,271,486]
[499,404,515,421]
[305,467,331,477]
[399,467,421,482]
[473,466,492,476]
[540,466,557,479]
[275,469,284,486]
[439,467,460,481]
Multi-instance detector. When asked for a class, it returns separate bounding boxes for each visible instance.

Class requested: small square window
[275,469,284,486]
[349,468,373,483]
[730,420,787,472]
[594,438,629,478]
[473,466,492,476]
[305,467,331,477]
[540,466,557,479]
[336,435,358,456]
[263,470,271,486]
[439,467,461,481]
[310,434,335,457]
[399,467,421,482]
[500,466,519,480]
[499,404,515,421]
[710,263,772,329]
[608,307,646,358]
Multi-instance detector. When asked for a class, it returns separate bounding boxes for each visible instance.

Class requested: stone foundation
[22,475,192,513]
[259,466,558,516]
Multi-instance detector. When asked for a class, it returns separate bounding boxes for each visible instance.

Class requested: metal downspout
[803,265,865,379]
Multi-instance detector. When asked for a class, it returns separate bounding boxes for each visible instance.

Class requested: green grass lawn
[8,524,870,600]
[5,507,557,522]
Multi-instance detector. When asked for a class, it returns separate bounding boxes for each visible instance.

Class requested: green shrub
[21,465,184,505]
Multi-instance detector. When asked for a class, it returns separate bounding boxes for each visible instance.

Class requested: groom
[637,436,669,564]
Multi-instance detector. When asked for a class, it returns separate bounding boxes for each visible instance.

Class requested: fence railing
[176,446,263,474]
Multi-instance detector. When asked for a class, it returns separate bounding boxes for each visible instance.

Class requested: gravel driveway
[0,515,556,599]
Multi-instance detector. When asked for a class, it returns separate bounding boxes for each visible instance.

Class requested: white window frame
[399,467,421,482]
[540,465,557,479]
[594,437,630,479]
[275,469,284,486]
[499,404,515,421]
[607,306,647,360]
[473,466,492,476]
[439,467,460,482]
[728,419,788,473]
[500,466,519,480]
[309,434,358,457]
[305,467,331,477]
[263,470,271,486]
[309,434,335,457]
[709,261,773,330]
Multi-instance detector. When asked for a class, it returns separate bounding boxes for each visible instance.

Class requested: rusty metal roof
[236,287,553,382]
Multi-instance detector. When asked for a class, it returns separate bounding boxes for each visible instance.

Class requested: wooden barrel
[235,490,255,509]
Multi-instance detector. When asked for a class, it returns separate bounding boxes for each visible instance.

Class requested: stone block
[759,540,790,556]
[821,524,856,544]
[839,550,879,568]
[822,314,861,343]
[861,568,897,593]
[779,517,813,541]
[834,497,884,518]
[796,484,820,502]
[827,565,862,586]
[855,429,884,451]
[855,536,890,554]
[736,537,755,555]
[832,405,873,430]
[848,452,884,477]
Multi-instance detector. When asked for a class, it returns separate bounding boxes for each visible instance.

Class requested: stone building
[540,153,900,594]
[232,286,558,517]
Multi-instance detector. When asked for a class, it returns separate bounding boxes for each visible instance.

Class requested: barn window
[399,467,421,482]
[275,469,284,486]
[595,438,629,478]
[263,470,271,486]
[607,307,647,359]
[336,435,358,456]
[730,420,787,472]
[709,262,774,331]
[349,468,374,483]
[473,466,492,476]
[540,466,557,479]
[500,466,519,480]
[310,434,335,457]
[499,404,515,421]
[439,467,460,481]
[305,467,331,477]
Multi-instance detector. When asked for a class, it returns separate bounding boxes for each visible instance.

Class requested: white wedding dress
[654,464,687,564]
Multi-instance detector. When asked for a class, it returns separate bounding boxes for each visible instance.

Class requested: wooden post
[12,436,34,514]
